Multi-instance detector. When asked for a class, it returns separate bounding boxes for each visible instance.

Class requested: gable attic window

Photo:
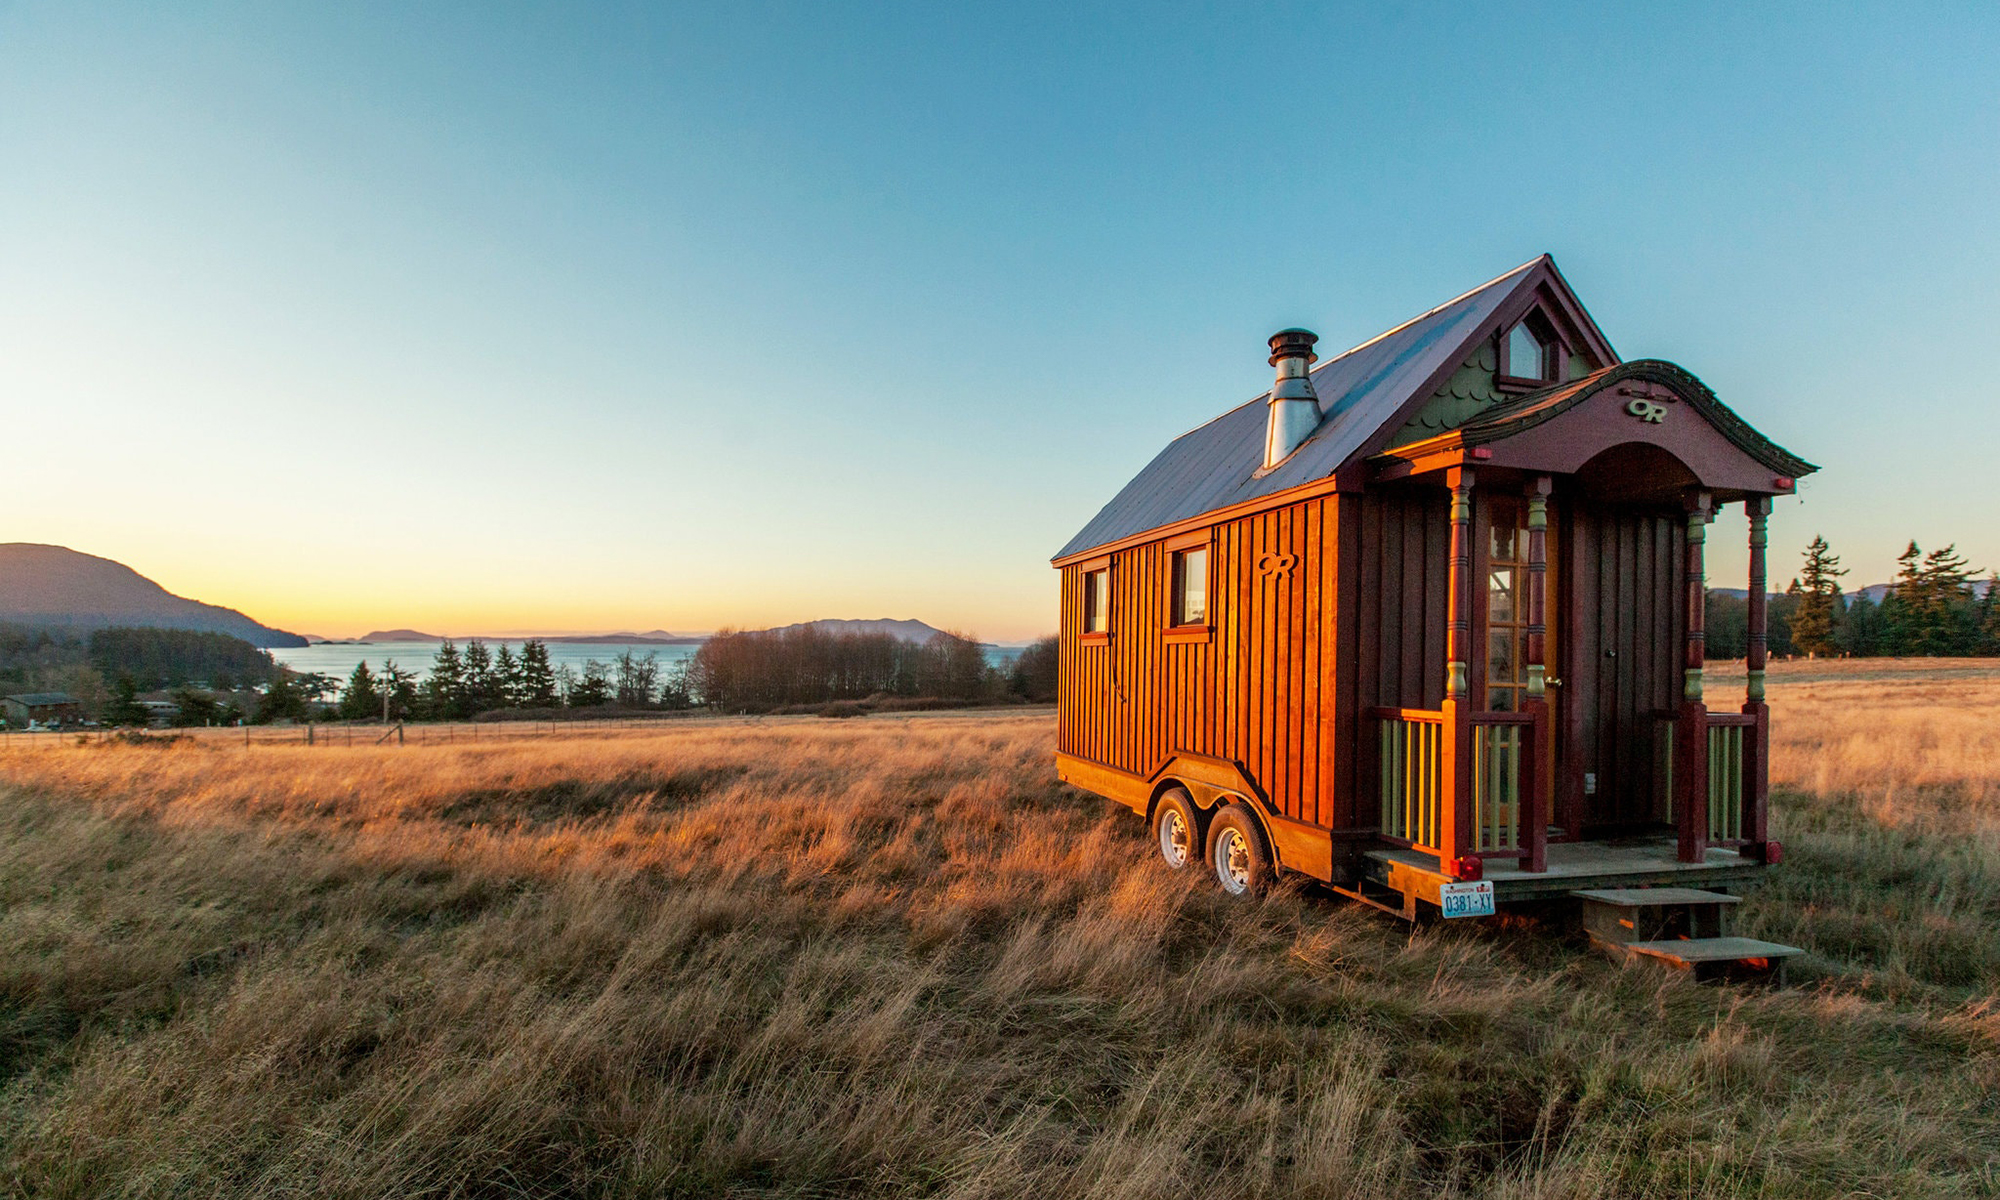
[1501,314,1562,385]
[1083,566,1111,636]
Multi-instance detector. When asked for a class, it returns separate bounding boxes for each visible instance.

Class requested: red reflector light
[1764,840,1784,865]
[1454,856,1484,881]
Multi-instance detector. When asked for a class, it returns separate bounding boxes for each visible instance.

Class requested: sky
[1,2,1994,641]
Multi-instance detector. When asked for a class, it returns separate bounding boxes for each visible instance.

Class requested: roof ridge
[1146,257,1549,448]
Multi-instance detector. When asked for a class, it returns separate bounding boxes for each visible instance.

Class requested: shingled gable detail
[1051,255,1617,566]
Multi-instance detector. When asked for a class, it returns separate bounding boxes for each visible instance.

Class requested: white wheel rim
[1215,828,1250,895]
[1158,808,1191,868]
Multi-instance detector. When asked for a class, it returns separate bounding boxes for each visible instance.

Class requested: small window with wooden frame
[1165,531,1211,640]
[1498,309,1565,390]
[1079,559,1111,642]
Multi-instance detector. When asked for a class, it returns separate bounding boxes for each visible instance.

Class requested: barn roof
[4,692,79,706]
[1054,256,1601,563]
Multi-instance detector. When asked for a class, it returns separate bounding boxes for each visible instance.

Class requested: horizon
[4,5,1994,639]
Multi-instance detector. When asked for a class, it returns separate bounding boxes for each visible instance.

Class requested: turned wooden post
[1743,496,1773,857]
[1521,476,1552,873]
[1675,491,1713,863]
[1440,467,1477,878]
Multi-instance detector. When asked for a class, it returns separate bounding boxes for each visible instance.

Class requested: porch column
[1742,496,1774,858]
[1439,467,1477,878]
[1674,491,1713,863]
[1520,476,1552,873]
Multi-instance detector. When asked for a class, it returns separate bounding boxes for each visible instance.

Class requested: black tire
[1152,787,1202,871]
[1206,802,1277,896]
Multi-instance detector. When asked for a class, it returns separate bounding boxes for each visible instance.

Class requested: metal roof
[1054,259,1543,562]
[4,692,80,706]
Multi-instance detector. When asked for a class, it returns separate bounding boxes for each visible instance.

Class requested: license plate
[1439,880,1495,918]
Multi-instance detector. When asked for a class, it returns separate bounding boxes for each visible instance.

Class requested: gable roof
[1053,255,1611,563]
[1444,360,1818,479]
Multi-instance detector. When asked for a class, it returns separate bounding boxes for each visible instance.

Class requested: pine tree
[338,661,382,721]
[517,640,559,708]
[493,644,522,708]
[103,674,152,728]
[1841,593,1884,657]
[426,640,466,719]
[1788,535,1847,657]
[1979,575,2000,656]
[1882,542,1924,655]
[463,639,495,714]
[1918,545,1978,655]
[379,660,420,721]
[570,659,613,707]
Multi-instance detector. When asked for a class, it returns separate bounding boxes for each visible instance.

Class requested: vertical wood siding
[1057,497,1340,828]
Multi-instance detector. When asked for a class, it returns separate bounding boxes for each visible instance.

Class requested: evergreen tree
[1840,593,1884,657]
[254,670,311,724]
[517,640,559,708]
[1979,575,2000,656]
[570,659,613,707]
[493,643,522,707]
[426,640,466,718]
[1917,544,1978,655]
[1788,535,1847,657]
[338,661,383,721]
[380,660,420,721]
[463,639,499,713]
[102,674,151,728]
[1882,542,1924,655]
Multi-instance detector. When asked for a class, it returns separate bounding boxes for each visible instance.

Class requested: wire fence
[0,713,718,753]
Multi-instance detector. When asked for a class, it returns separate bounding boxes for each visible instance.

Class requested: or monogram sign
[1625,397,1668,424]
[1257,552,1297,579]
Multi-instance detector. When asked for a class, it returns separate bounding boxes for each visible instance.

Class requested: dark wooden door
[1478,496,1562,834]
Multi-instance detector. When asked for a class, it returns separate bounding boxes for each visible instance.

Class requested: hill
[359,630,446,643]
[0,544,306,648]
[757,618,952,643]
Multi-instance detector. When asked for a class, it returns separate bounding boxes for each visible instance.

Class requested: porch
[1362,836,1767,904]
[1359,463,1780,883]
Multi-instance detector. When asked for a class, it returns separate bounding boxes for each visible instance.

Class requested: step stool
[1573,887,1803,984]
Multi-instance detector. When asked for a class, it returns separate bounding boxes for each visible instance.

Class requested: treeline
[334,639,693,722]
[86,628,280,689]
[688,627,1060,712]
[1707,537,2000,659]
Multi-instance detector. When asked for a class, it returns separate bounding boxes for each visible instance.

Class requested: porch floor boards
[1364,836,1767,902]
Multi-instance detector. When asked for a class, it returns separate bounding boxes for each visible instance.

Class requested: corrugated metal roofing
[4,692,79,706]
[1054,260,1541,562]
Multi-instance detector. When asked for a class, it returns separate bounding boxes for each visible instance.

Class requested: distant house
[3,692,82,728]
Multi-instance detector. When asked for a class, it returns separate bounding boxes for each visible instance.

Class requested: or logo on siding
[1625,398,1668,423]
[1257,552,1298,579]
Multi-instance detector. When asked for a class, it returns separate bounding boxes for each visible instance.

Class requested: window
[1171,546,1207,626]
[1485,501,1531,712]
[1083,568,1110,634]
[1503,317,1560,383]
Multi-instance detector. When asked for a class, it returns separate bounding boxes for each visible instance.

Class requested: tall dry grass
[1,670,1996,1198]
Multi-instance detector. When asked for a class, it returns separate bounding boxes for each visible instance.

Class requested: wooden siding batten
[1674,492,1713,862]
[1440,467,1478,878]
[1743,496,1775,860]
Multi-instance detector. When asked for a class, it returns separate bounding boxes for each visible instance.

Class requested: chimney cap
[1268,328,1319,365]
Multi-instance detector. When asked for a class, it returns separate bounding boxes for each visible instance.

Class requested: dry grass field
[2,660,1997,1198]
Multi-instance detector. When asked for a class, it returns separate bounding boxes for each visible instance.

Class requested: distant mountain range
[333,629,705,645]
[755,618,952,643]
[0,544,307,648]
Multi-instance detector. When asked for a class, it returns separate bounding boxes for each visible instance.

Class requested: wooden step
[1571,887,1741,908]
[1603,935,1803,984]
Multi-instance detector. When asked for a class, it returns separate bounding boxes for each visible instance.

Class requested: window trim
[1165,530,1212,635]
[1078,556,1112,643]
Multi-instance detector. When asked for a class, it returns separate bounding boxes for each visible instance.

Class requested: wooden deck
[1364,835,1768,904]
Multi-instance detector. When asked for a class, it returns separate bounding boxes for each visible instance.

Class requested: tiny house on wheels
[1052,256,1816,954]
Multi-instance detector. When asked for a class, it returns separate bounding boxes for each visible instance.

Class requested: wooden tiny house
[1052,256,1816,919]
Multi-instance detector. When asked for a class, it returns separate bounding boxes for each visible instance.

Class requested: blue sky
[2,2,1994,639]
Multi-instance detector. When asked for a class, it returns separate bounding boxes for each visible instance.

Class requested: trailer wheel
[1152,787,1201,871]
[1207,802,1275,897]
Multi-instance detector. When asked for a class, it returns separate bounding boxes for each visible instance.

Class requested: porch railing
[1375,708,1445,853]
[1659,712,1756,846]
[1471,714,1533,854]
[1706,714,1754,844]
[1373,708,1536,862]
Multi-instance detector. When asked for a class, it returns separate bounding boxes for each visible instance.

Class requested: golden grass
[2,670,1997,1198]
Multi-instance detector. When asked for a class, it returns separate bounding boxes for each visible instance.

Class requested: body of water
[272,640,1025,683]
[271,641,699,683]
